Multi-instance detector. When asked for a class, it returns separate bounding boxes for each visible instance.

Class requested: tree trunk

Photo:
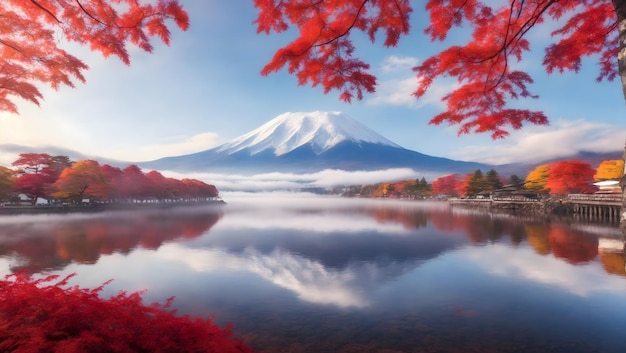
[613,0,626,234]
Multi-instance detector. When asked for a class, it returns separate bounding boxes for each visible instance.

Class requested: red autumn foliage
[0,0,188,114]
[12,172,57,203]
[0,273,257,353]
[254,0,411,102]
[431,174,459,196]
[255,0,621,138]
[546,160,597,195]
[6,154,220,203]
[11,153,68,203]
[454,173,474,197]
[548,226,599,264]
[1,211,222,274]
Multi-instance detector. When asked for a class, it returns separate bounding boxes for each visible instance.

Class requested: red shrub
[0,273,258,353]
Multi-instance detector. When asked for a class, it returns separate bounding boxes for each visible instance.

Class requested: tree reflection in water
[1,198,625,353]
[0,207,223,273]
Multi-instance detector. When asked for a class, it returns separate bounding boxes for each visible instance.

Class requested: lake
[1,194,625,353]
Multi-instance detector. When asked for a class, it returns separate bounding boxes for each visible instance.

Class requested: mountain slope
[141,111,492,175]
[215,111,400,156]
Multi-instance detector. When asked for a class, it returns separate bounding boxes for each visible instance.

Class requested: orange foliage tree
[545,160,596,195]
[52,160,110,201]
[0,0,188,114]
[5,154,220,203]
[254,0,626,138]
[524,164,550,192]
[594,159,625,181]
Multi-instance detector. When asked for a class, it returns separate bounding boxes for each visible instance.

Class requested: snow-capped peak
[216,111,401,156]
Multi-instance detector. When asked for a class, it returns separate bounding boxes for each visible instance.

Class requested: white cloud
[161,168,422,191]
[381,55,419,72]
[460,244,625,297]
[0,130,224,166]
[108,132,225,162]
[367,75,454,110]
[213,203,410,234]
[454,119,626,165]
[367,77,420,107]
[156,244,369,308]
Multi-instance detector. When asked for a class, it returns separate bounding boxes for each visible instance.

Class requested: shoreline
[0,199,226,215]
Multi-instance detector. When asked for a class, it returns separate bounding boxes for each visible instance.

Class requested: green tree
[466,169,486,196]
[507,175,525,189]
[417,177,432,197]
[485,169,504,192]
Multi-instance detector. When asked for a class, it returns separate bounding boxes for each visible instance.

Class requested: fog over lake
[1,194,625,352]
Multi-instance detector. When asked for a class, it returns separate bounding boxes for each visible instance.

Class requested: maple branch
[75,0,106,26]
[286,0,369,57]
[0,38,22,53]
[30,0,61,23]
[479,0,556,98]
[312,0,368,49]
[482,0,556,64]
[74,0,166,30]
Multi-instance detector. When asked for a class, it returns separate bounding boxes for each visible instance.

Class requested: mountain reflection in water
[0,196,625,353]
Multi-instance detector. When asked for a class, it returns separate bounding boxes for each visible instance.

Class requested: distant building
[593,180,621,194]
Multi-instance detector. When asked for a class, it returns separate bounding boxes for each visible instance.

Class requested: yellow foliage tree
[524,164,550,192]
[0,166,16,202]
[594,160,625,181]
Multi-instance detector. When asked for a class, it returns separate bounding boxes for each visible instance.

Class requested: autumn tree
[255,1,626,139]
[0,166,16,202]
[52,160,109,201]
[525,164,550,192]
[117,165,149,201]
[11,153,70,204]
[145,170,172,200]
[455,173,474,197]
[594,159,625,181]
[12,153,53,174]
[99,164,125,201]
[0,0,188,114]
[546,160,597,195]
[431,174,459,197]
[384,183,396,197]
[180,179,219,200]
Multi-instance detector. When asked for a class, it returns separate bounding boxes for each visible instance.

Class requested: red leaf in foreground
[0,273,258,352]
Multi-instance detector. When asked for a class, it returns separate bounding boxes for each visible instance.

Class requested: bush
[0,273,258,352]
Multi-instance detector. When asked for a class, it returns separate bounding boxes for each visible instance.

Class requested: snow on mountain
[216,111,401,156]
[139,110,494,177]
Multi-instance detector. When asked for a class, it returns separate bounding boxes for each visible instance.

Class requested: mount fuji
[140,111,491,175]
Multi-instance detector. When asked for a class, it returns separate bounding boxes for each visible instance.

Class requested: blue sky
[1,1,624,169]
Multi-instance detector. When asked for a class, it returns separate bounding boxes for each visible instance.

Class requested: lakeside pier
[449,193,622,221]
[566,194,622,220]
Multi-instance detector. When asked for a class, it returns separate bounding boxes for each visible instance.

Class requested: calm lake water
[1,194,626,353]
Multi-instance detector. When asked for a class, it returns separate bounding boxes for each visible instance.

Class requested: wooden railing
[567,194,622,205]
[491,195,541,203]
